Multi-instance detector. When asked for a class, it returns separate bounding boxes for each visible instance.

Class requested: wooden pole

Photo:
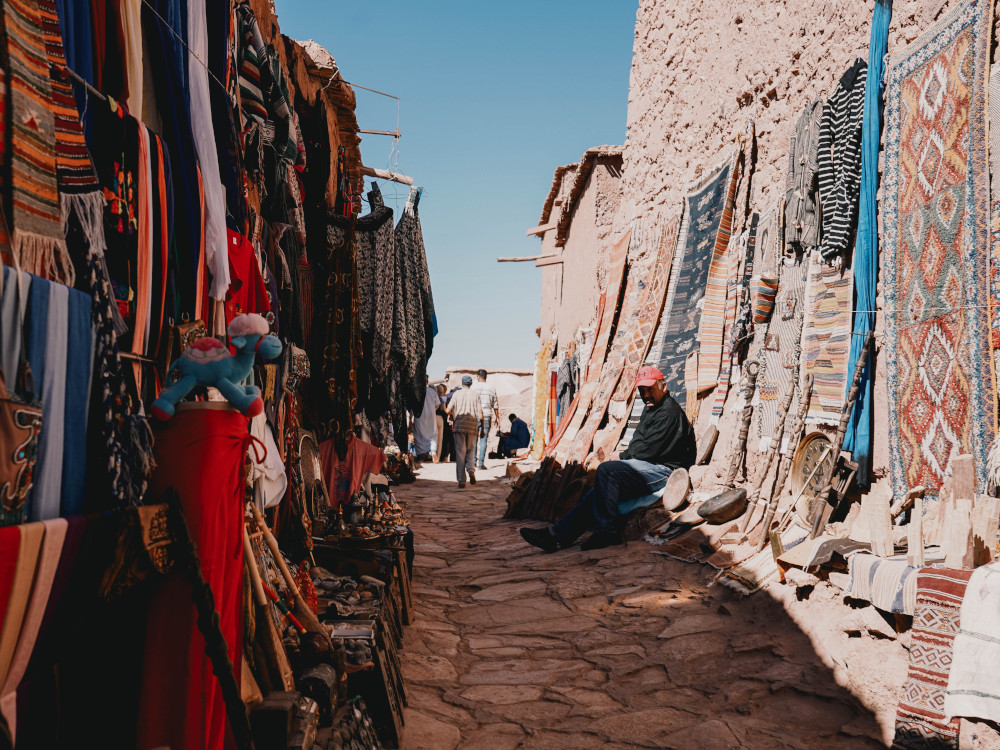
[243,522,268,607]
[360,165,414,185]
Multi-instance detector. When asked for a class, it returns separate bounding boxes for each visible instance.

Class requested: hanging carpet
[584,230,631,383]
[655,158,733,398]
[800,251,854,426]
[883,0,994,499]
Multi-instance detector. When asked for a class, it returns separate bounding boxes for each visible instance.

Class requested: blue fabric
[61,288,93,516]
[56,0,95,133]
[844,0,892,489]
[26,276,50,390]
[552,459,673,542]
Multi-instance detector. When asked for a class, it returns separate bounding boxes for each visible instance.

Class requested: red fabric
[137,407,248,750]
[319,436,386,509]
[224,229,270,328]
[0,527,21,630]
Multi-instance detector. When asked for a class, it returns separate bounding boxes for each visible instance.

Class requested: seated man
[520,366,695,552]
[498,413,531,458]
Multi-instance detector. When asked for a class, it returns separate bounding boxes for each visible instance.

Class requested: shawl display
[393,187,434,412]
[352,194,394,396]
[844,0,892,490]
[944,564,1000,723]
[696,153,741,391]
[800,252,854,426]
[315,216,360,459]
[753,258,807,450]
[893,568,973,749]
[30,282,67,523]
[817,59,867,260]
[604,218,679,445]
[655,159,732,397]
[584,230,630,382]
[883,0,994,499]
[3,0,73,284]
[529,339,553,460]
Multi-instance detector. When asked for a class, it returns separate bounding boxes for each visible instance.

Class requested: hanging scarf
[3,0,73,284]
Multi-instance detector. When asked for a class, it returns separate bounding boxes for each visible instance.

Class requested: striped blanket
[845,552,943,615]
[801,252,854,426]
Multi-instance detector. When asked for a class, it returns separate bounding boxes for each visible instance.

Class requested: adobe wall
[618,0,963,496]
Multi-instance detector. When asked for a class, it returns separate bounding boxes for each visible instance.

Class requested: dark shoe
[520,526,560,553]
[458,482,465,488]
[469,470,477,485]
[580,532,624,551]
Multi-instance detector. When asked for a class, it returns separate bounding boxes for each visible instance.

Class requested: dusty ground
[393,461,920,750]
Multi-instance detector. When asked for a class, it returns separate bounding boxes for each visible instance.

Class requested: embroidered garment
[784,101,823,255]
[800,251,854,426]
[893,568,973,749]
[655,159,732,397]
[817,60,867,260]
[351,196,394,391]
[3,0,72,283]
[883,0,993,499]
[393,188,434,412]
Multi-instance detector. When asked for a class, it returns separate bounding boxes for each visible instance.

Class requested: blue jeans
[476,417,492,466]
[552,459,673,543]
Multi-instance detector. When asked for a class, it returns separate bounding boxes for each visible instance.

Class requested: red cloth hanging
[136,405,249,750]
[0,527,20,630]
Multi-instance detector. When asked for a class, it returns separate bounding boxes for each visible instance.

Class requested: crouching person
[520,366,695,552]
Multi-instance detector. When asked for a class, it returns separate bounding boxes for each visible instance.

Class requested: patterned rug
[712,221,757,421]
[801,252,854,426]
[884,0,994,499]
[845,552,944,615]
[655,157,733,397]
[584,230,631,383]
[892,568,973,749]
[529,338,554,460]
[753,258,807,451]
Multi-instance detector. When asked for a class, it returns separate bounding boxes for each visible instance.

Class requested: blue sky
[274,1,637,375]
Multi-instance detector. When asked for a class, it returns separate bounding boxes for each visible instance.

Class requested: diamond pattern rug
[883,0,994,499]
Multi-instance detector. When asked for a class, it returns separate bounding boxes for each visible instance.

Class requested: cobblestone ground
[397,462,885,750]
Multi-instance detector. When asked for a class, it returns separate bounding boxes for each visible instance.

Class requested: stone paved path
[397,462,885,749]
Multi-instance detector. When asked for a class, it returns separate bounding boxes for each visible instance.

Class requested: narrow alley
[396,465,889,750]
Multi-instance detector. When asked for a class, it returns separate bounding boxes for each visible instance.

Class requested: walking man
[471,369,499,469]
[519,366,695,551]
[446,375,484,487]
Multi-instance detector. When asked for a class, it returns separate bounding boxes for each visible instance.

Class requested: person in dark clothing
[520,366,696,552]
[498,414,531,458]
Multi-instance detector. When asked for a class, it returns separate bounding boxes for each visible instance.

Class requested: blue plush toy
[151,313,283,420]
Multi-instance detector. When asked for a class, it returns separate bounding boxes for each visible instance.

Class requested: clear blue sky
[274,1,637,376]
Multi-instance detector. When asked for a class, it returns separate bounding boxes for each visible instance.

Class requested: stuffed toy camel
[151,313,282,420]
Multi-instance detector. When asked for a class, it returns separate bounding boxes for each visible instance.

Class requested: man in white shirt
[470,369,499,469]
[445,375,484,487]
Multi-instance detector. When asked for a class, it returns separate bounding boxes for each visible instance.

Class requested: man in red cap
[520,365,695,551]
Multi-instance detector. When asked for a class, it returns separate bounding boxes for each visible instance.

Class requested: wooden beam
[359,128,401,137]
[535,255,564,267]
[361,165,413,185]
[497,255,546,263]
[526,222,556,237]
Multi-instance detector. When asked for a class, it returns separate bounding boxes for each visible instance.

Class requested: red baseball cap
[635,366,665,387]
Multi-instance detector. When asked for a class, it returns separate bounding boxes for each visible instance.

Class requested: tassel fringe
[13,230,74,287]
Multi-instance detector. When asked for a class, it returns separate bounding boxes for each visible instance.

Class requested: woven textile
[712,222,757,420]
[801,252,854,426]
[684,352,698,423]
[720,525,808,594]
[696,156,740,391]
[883,0,994,499]
[585,230,630,383]
[655,160,732,397]
[893,568,973,749]
[352,201,394,387]
[529,339,553,460]
[4,0,72,283]
[845,552,948,615]
[753,259,807,450]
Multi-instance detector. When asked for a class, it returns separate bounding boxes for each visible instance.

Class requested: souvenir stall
[512,0,1000,745]
[0,0,434,748]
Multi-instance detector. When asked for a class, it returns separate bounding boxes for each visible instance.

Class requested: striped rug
[801,252,854,426]
[3,0,71,283]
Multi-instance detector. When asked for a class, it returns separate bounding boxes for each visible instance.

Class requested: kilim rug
[584,230,631,383]
[553,382,595,462]
[712,221,757,421]
[892,568,973,749]
[883,0,994,499]
[989,64,1000,421]
[655,157,733,397]
[606,217,680,427]
[529,338,553,460]
[3,0,72,283]
[753,258,807,451]
[800,251,854,426]
[696,154,741,392]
